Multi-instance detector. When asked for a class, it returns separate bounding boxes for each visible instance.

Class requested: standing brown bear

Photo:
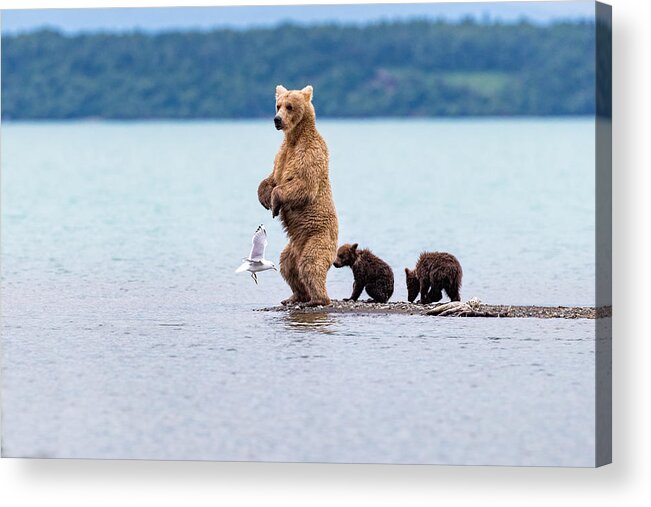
[405,252,462,304]
[333,243,394,303]
[257,85,338,306]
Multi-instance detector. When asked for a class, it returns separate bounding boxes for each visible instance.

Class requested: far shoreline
[0,115,597,125]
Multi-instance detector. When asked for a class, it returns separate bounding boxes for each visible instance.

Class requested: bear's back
[355,249,394,280]
[416,252,462,279]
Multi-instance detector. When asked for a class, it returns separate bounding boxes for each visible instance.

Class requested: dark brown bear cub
[405,252,462,304]
[333,243,394,303]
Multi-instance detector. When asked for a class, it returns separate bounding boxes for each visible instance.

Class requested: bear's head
[333,243,359,268]
[405,268,419,303]
[274,85,315,132]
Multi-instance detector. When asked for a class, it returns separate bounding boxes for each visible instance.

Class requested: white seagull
[236,224,277,284]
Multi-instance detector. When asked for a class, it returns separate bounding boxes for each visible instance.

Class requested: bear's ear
[405,268,410,275]
[351,243,358,251]
[301,85,313,102]
[276,85,288,99]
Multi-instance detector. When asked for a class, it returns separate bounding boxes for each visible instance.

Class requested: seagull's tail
[235,262,250,273]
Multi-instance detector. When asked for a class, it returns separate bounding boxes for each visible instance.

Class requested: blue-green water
[1,119,597,465]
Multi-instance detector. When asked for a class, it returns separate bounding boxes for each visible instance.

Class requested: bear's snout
[274,115,283,130]
[333,260,341,268]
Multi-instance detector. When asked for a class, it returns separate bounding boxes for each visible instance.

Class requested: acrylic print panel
[0,1,611,466]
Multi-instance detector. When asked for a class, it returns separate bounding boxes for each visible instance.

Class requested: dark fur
[405,252,462,304]
[333,243,394,303]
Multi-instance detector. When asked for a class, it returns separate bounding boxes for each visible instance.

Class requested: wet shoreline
[259,300,608,319]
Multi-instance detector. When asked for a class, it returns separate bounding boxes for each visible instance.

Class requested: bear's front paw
[271,191,282,218]
[257,179,273,210]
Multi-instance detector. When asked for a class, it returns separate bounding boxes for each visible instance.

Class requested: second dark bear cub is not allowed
[405,252,462,304]
[333,243,394,303]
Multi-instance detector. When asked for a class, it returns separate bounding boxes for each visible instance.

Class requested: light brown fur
[258,85,338,306]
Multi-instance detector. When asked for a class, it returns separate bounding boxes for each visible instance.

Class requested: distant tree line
[1,20,599,119]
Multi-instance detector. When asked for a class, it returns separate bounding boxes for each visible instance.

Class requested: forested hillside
[1,20,597,119]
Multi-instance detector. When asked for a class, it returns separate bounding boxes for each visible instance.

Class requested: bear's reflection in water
[283,311,336,334]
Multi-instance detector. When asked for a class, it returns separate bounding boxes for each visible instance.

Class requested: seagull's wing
[235,261,250,273]
[248,224,267,261]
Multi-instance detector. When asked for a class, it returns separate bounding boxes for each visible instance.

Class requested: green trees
[1,20,596,119]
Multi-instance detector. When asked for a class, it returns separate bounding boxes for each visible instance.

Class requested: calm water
[1,119,597,465]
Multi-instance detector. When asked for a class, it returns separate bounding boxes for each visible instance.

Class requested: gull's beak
[273,265,278,271]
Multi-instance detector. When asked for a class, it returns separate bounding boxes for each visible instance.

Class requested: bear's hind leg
[445,283,461,302]
[279,243,309,305]
[298,240,334,307]
[365,280,391,304]
[300,260,332,306]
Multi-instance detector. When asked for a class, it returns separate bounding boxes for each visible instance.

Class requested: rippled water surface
[2,120,597,465]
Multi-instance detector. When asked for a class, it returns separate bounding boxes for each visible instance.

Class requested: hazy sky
[1,2,595,33]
